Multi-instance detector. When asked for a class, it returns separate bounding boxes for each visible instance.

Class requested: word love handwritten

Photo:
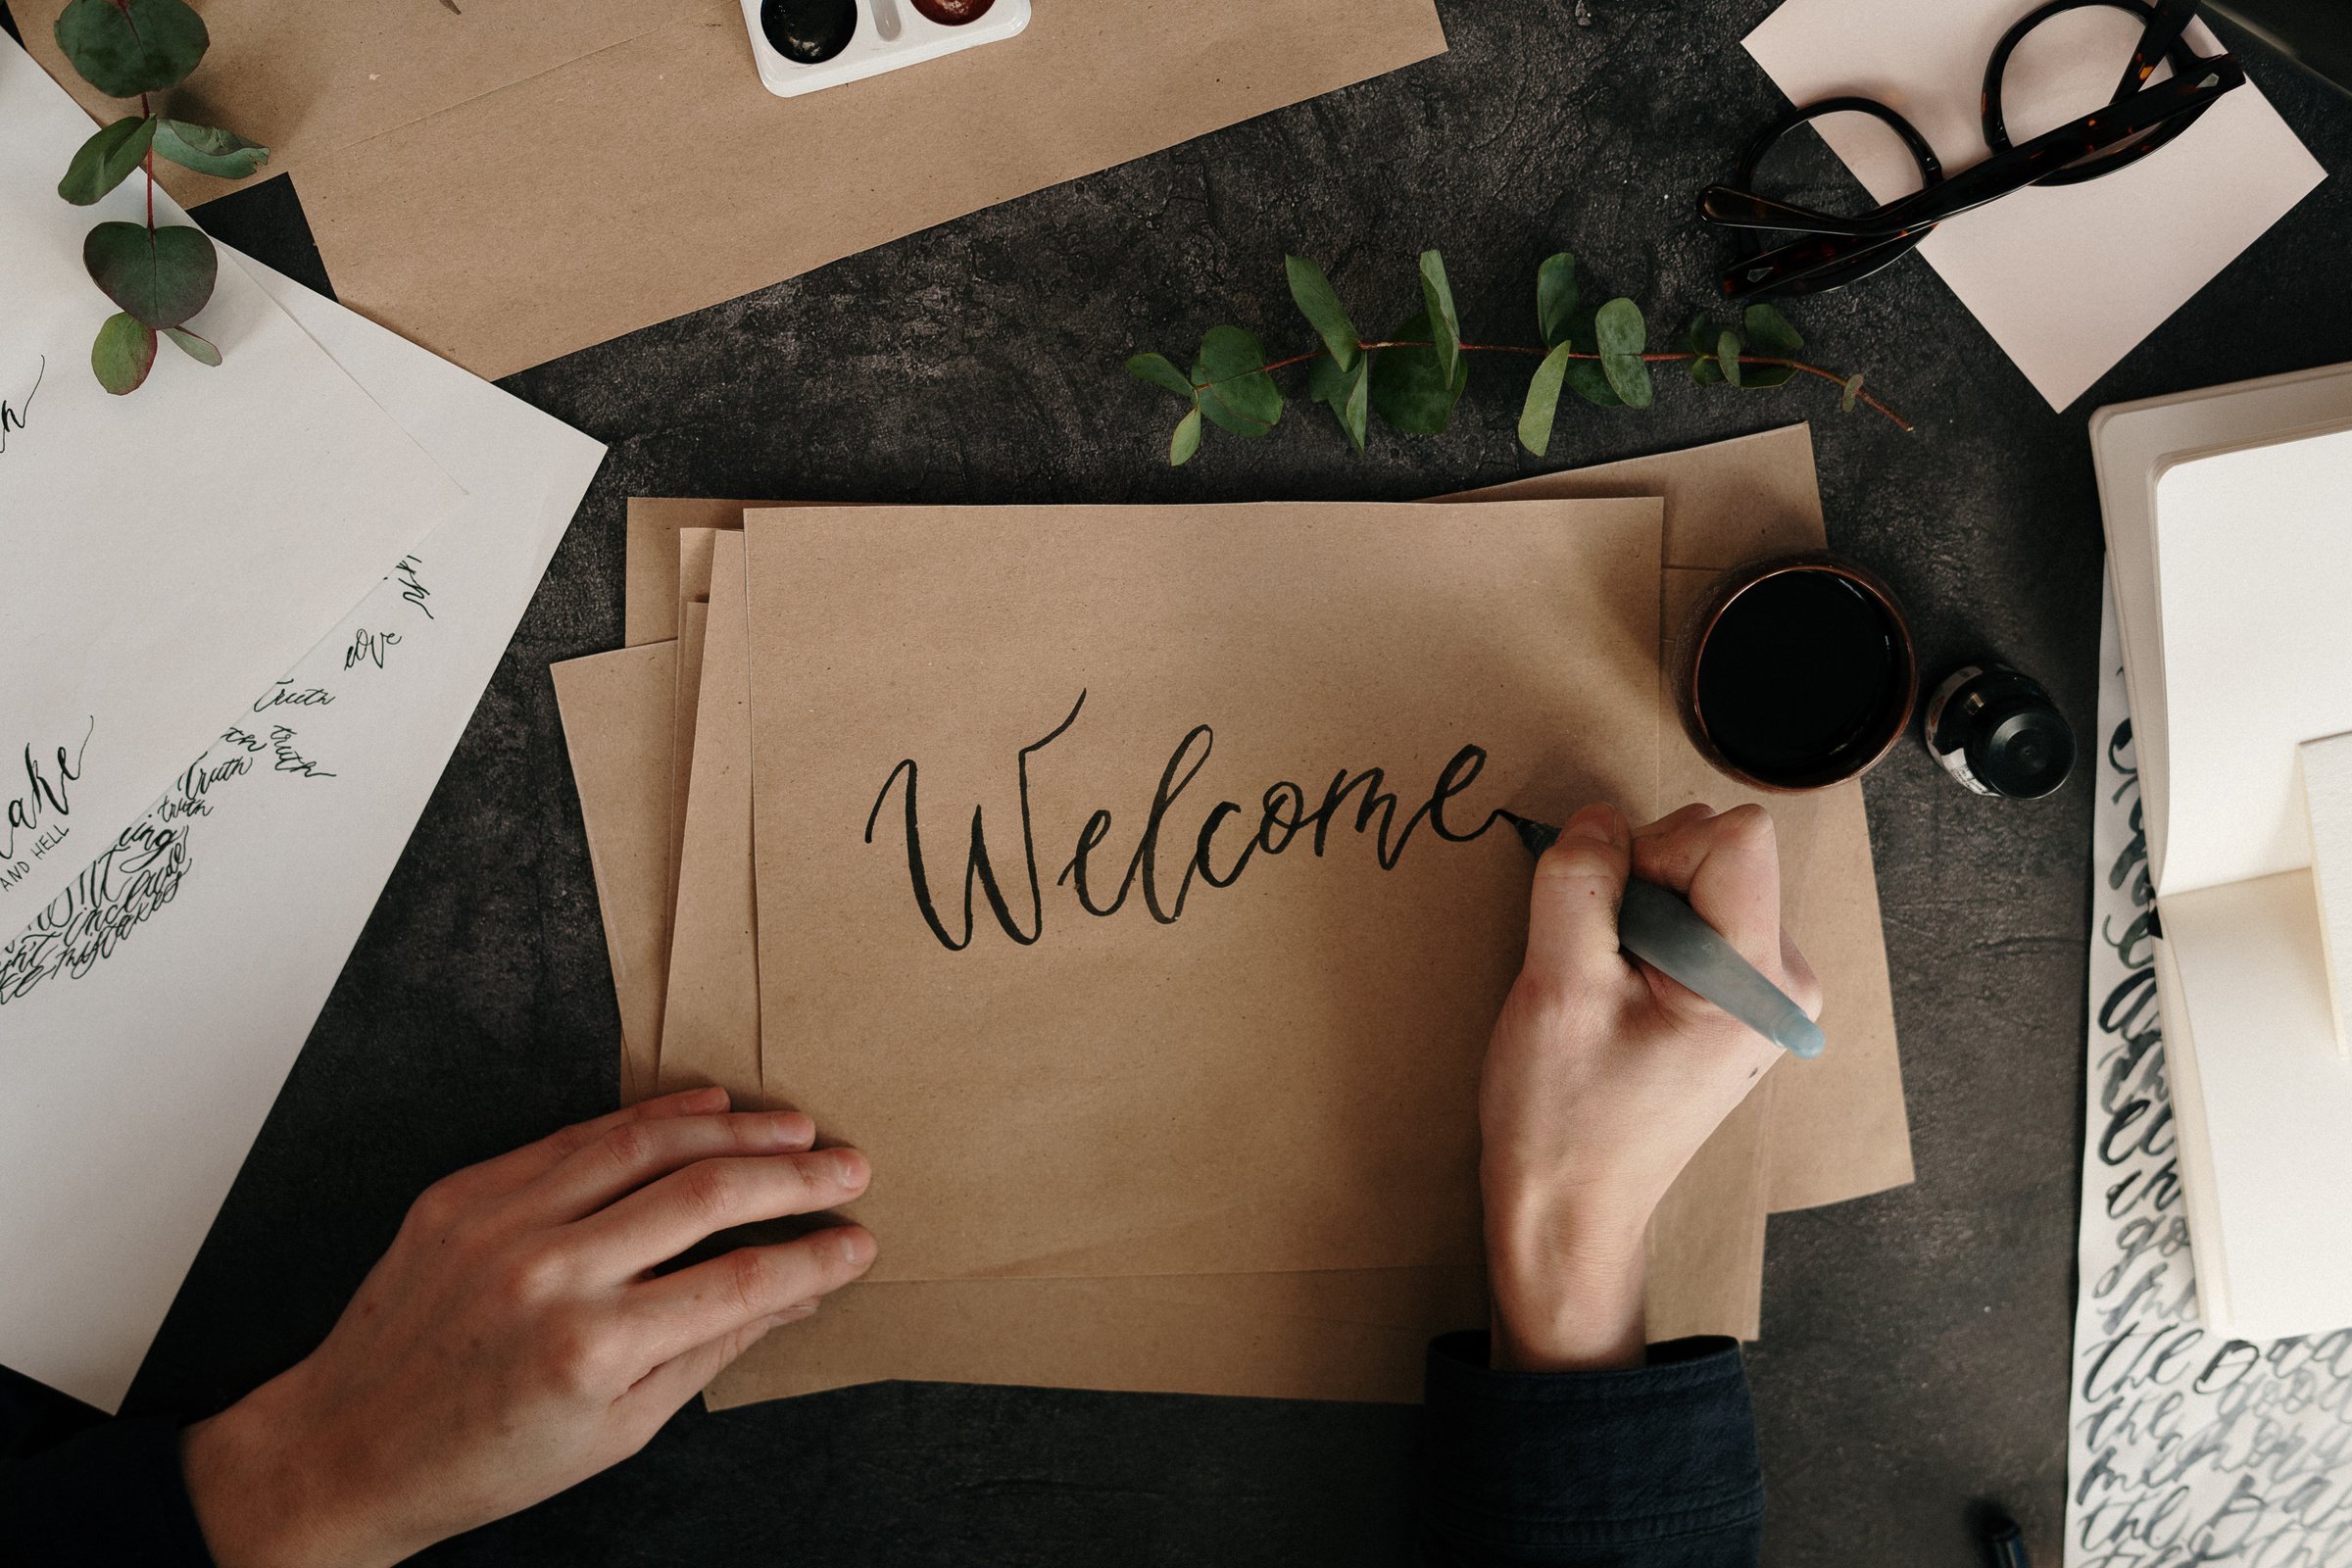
[866,691,1507,953]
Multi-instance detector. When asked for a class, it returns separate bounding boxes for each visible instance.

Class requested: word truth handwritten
[866,691,1507,953]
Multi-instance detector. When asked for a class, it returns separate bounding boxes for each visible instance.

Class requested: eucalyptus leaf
[84,220,217,328]
[1419,250,1461,387]
[1717,329,1743,389]
[1563,357,1622,408]
[1536,253,1579,349]
[1552,275,1620,406]
[1593,298,1652,410]
[1841,372,1865,414]
[1518,342,1573,457]
[152,120,270,180]
[1306,351,1348,407]
[54,0,209,97]
[91,312,157,396]
[1285,255,1359,372]
[1125,352,1194,400]
[1169,407,1202,466]
[1190,325,1281,437]
[1687,317,1725,385]
[1740,303,1801,388]
[57,115,156,206]
[163,325,220,367]
[1339,358,1371,453]
[1369,309,1468,434]
[1743,303,1803,355]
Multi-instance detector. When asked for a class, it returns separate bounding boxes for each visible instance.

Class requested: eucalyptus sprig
[1127,251,1909,466]
[50,0,270,395]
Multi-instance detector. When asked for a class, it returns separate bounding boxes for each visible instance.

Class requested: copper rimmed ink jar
[1671,554,1918,792]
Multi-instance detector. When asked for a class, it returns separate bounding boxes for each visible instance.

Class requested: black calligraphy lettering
[887,694,1506,952]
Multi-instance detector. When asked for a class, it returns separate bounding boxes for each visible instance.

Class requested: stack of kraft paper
[551,424,1914,1409]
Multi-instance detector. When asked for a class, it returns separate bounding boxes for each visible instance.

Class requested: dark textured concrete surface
[18,0,2352,1561]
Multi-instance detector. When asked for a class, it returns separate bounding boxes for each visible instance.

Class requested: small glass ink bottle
[1923,662,2076,799]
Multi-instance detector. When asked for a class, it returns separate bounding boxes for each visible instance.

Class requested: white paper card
[0,251,604,1412]
[1744,0,2325,409]
[0,34,466,932]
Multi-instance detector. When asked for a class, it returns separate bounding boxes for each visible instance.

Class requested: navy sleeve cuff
[0,1414,216,1566]
[1417,1332,1763,1567]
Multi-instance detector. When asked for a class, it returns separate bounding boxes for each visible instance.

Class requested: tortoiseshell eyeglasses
[1701,0,2245,301]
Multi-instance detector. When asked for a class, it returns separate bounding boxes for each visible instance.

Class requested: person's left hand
[180,1086,873,1568]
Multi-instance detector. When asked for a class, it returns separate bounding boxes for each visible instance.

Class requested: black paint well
[762,0,858,63]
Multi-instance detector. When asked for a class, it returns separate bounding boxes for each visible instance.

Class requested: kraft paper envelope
[31,2,1447,379]
[553,643,677,1107]
[741,499,1664,1284]
[618,426,1915,1218]
[659,532,762,1103]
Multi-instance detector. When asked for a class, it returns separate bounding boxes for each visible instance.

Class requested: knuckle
[677,1159,743,1224]
[493,1245,572,1307]
[405,1177,465,1236]
[721,1247,780,1317]
[537,1314,618,1397]
[1534,841,1619,886]
[600,1121,661,1176]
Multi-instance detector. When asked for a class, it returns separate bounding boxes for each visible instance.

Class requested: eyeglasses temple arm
[2115,0,2203,101]
[1696,186,1883,237]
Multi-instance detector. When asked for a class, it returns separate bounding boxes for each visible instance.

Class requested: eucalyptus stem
[1128,249,1911,466]
[1191,340,1911,433]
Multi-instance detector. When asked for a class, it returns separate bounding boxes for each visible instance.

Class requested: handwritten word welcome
[866,692,1505,953]
[0,357,43,456]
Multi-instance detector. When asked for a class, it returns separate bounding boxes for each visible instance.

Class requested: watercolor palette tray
[743,0,1032,99]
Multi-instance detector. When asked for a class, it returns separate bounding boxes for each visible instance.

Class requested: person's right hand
[179,1086,874,1568]
[1478,802,1821,1375]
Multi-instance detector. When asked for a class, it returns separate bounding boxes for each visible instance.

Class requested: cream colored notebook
[2092,363,2352,1341]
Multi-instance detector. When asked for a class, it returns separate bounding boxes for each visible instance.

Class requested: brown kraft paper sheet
[741,499,1666,1284]
[658,532,762,1103]
[620,426,1914,1219]
[553,643,679,1107]
[29,2,1450,378]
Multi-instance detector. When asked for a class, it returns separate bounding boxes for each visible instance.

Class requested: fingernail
[828,1148,869,1189]
[767,1110,815,1147]
[762,1303,818,1328]
[1564,803,1628,848]
[836,1228,875,1267]
[679,1086,729,1112]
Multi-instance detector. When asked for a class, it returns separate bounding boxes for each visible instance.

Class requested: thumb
[1522,804,1633,993]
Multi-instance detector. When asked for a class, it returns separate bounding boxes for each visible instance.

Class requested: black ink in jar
[1924,662,2075,799]
[762,0,858,63]
[1674,556,1918,792]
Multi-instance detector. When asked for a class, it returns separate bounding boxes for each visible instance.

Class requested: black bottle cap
[1968,698,2076,800]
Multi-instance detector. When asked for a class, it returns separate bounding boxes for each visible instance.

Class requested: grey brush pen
[1502,812,1826,1059]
